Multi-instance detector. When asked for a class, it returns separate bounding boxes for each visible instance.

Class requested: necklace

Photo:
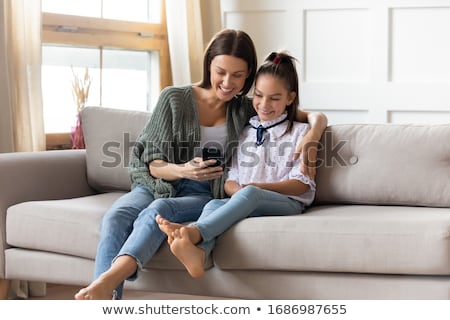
[250,116,288,146]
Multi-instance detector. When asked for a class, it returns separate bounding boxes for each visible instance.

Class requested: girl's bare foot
[170,227,206,279]
[156,214,184,244]
[74,279,116,300]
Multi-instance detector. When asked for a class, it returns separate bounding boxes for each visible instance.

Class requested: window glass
[103,0,161,23]
[42,46,100,133]
[42,0,161,23]
[42,46,154,133]
[101,49,152,111]
[42,0,101,18]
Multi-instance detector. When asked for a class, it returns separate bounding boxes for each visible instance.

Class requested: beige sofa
[1,106,450,299]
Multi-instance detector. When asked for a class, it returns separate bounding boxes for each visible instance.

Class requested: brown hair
[255,51,300,133]
[199,29,257,96]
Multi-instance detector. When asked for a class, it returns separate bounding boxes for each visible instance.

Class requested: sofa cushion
[6,193,211,270]
[213,205,450,275]
[6,193,123,259]
[80,106,151,192]
[315,124,450,207]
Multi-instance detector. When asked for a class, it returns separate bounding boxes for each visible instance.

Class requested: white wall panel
[304,9,370,82]
[220,0,450,125]
[390,7,450,82]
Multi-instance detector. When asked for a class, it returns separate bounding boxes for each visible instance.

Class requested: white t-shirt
[227,114,316,205]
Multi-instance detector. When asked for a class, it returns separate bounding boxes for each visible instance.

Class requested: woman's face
[210,55,249,101]
[252,74,296,122]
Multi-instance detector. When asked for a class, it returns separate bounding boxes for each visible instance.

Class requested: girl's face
[210,55,249,101]
[252,74,296,122]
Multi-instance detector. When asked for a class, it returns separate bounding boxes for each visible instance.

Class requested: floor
[29,283,223,300]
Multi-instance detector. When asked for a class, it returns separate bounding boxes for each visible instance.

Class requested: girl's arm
[224,180,241,197]
[244,180,310,197]
[294,110,328,179]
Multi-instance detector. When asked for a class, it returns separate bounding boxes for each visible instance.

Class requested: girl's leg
[75,185,155,300]
[164,198,230,278]
[195,185,304,254]
[157,198,226,244]
[169,227,207,278]
[113,180,213,284]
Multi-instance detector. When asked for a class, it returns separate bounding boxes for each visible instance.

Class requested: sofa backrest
[315,124,450,207]
[81,107,450,208]
[81,106,150,192]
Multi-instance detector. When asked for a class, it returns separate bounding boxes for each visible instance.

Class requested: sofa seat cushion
[6,192,207,270]
[213,205,450,275]
[7,193,124,259]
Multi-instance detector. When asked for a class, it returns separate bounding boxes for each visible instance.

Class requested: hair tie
[273,56,281,64]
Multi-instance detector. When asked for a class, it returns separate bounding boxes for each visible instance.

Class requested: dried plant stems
[71,67,92,113]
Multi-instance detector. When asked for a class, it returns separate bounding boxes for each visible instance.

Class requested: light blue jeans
[191,185,305,256]
[94,179,213,299]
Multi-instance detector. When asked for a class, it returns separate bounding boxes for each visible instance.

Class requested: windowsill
[46,132,72,150]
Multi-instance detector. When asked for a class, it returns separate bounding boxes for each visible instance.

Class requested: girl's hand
[293,110,327,180]
[293,132,318,180]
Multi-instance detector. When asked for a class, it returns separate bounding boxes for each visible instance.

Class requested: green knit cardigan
[128,85,255,199]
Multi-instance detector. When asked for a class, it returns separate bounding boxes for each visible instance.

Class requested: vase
[70,113,85,149]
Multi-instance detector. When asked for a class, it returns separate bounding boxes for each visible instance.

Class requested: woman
[75,29,327,300]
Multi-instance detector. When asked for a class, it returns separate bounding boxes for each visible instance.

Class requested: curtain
[165,0,222,85]
[0,0,46,299]
[0,0,45,153]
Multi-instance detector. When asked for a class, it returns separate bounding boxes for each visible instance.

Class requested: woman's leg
[109,180,213,285]
[75,185,154,300]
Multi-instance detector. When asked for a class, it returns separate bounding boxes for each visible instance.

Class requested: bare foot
[74,279,116,300]
[156,214,184,244]
[170,227,206,279]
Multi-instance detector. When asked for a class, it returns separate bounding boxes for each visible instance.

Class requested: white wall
[220,0,450,125]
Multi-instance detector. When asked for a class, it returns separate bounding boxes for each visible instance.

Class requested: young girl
[157,51,316,279]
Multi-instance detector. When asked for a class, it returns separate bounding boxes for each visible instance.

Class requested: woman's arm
[294,110,328,179]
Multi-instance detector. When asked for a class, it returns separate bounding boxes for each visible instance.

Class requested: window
[42,0,171,147]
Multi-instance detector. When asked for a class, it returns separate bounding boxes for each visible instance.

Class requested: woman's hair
[199,29,257,96]
[255,51,300,133]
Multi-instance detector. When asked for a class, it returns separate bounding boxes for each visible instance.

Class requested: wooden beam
[0,279,10,300]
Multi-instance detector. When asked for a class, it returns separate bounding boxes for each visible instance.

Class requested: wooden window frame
[42,1,172,150]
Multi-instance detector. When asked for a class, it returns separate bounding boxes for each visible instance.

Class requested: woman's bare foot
[170,227,206,279]
[74,279,116,300]
[74,255,137,300]
[156,215,184,244]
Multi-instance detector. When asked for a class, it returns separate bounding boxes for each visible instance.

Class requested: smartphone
[202,147,223,167]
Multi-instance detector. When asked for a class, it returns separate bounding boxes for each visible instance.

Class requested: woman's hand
[149,157,223,181]
[183,157,224,181]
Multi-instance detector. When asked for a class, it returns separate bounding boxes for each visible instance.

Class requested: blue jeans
[94,179,213,299]
[192,185,305,256]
